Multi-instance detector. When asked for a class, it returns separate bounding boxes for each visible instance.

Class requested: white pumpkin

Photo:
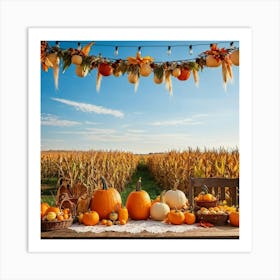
[164,188,188,209]
[71,54,83,65]
[150,202,170,221]
[230,49,239,66]
[206,55,221,67]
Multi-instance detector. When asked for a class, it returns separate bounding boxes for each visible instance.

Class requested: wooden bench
[189,177,239,208]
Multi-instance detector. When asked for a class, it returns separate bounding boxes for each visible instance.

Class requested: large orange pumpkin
[126,177,151,220]
[90,176,122,219]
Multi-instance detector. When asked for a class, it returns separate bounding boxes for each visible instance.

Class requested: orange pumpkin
[90,176,122,219]
[184,211,196,225]
[82,211,99,226]
[118,205,129,223]
[126,177,151,220]
[229,211,239,227]
[167,209,185,225]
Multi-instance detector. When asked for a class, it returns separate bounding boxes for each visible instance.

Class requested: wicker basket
[196,213,229,226]
[41,218,73,232]
[195,199,218,208]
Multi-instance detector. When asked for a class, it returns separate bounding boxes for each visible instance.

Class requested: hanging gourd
[230,49,239,66]
[172,67,181,78]
[205,44,222,67]
[90,176,122,219]
[153,64,165,84]
[177,68,191,81]
[98,62,113,76]
[75,65,89,78]
[140,63,152,77]
[126,177,151,220]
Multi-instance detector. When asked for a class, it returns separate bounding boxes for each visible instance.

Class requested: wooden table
[41,224,239,239]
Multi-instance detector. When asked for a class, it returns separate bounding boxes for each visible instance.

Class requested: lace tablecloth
[69,220,199,234]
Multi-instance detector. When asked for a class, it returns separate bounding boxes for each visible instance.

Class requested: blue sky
[41,40,239,154]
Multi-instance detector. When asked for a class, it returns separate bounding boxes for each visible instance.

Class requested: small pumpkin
[90,176,122,219]
[167,209,185,225]
[150,191,170,221]
[164,186,188,209]
[82,211,99,226]
[109,211,118,222]
[118,205,129,223]
[184,210,196,225]
[98,62,113,76]
[46,211,57,221]
[229,211,239,227]
[126,177,151,220]
[177,68,190,81]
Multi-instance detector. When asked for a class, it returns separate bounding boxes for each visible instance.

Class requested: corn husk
[222,61,228,91]
[192,69,199,87]
[165,70,173,96]
[53,64,59,90]
[226,62,233,83]
[96,71,102,92]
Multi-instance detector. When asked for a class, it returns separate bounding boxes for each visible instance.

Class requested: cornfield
[146,147,239,194]
[41,150,139,193]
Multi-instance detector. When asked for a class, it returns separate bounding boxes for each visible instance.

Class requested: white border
[28,27,252,253]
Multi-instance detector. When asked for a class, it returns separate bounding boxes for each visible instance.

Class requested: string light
[167,46,171,56]
[77,42,81,51]
[189,45,193,55]
[55,41,60,48]
[137,46,141,55]
[114,46,119,56]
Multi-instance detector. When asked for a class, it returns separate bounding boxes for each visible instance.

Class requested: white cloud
[51,98,124,118]
[150,118,202,126]
[41,114,81,127]
[127,129,146,133]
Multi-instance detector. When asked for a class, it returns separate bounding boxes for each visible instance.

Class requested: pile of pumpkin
[194,186,239,227]
[41,176,239,228]
[41,204,72,222]
[74,177,195,227]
